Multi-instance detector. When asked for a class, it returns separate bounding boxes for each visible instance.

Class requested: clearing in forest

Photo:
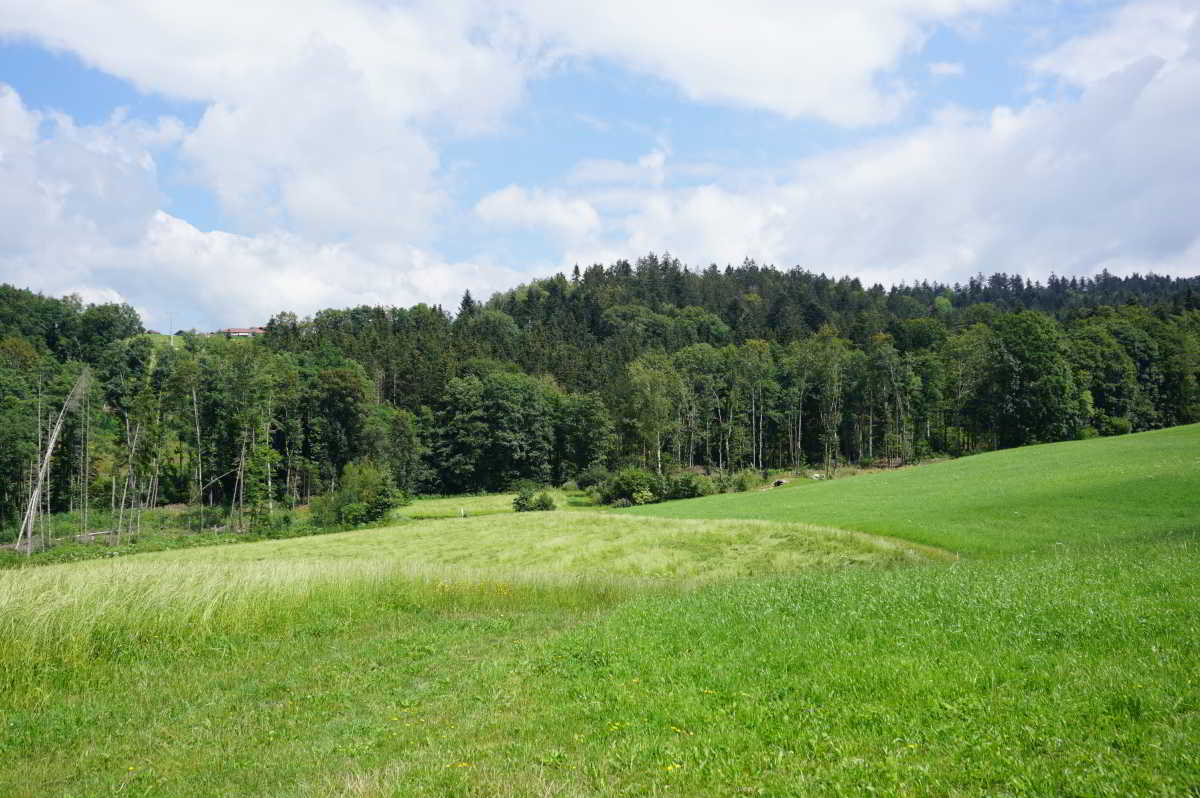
[1,425,1197,796]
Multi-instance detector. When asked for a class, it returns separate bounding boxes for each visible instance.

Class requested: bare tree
[17,369,90,554]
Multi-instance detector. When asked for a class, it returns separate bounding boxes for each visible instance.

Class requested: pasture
[1,425,1197,796]
[628,423,1200,555]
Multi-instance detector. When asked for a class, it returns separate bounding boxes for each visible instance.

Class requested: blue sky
[0,0,1196,330]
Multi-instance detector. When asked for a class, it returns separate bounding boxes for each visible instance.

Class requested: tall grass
[3,426,1197,795]
[0,558,648,695]
[334,533,1200,797]
[141,512,930,578]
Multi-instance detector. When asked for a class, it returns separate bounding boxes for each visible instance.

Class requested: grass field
[628,423,1200,555]
[146,513,926,579]
[1,425,1197,795]
[394,488,593,520]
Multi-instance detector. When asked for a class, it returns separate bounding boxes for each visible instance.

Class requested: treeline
[2,258,1199,536]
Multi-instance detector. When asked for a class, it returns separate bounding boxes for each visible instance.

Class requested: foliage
[435,372,556,493]
[512,483,558,512]
[731,469,764,492]
[600,467,663,505]
[512,482,536,512]
[310,460,406,528]
[3,263,1200,548]
[574,464,610,490]
[663,471,716,500]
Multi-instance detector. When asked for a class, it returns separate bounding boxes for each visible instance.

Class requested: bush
[512,482,536,512]
[664,472,716,500]
[601,467,662,505]
[339,502,370,526]
[732,469,764,493]
[311,460,404,528]
[575,464,610,490]
[514,483,556,512]
[1099,415,1133,437]
[611,498,632,508]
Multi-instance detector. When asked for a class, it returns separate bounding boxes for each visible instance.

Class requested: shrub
[664,472,716,500]
[732,469,764,493]
[575,464,610,490]
[601,467,662,505]
[311,460,405,528]
[611,498,632,508]
[631,489,655,506]
[1099,415,1133,437]
[339,502,370,526]
[512,482,536,512]
[513,483,555,512]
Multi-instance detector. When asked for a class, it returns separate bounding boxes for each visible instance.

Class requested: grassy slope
[144,513,925,579]
[3,536,1195,796]
[627,423,1200,555]
[2,426,1198,796]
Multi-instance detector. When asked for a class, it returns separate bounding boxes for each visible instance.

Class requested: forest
[2,256,1199,545]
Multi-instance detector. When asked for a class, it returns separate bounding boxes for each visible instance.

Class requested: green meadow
[628,422,1200,556]
[1,425,1198,796]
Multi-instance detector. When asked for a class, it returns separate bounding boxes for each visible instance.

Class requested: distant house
[222,327,267,337]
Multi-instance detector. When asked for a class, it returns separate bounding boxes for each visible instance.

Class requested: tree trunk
[18,370,89,553]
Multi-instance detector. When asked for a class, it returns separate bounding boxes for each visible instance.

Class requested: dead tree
[17,369,90,554]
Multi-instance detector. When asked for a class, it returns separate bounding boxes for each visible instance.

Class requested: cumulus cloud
[1,0,529,243]
[1,0,1196,332]
[129,213,525,327]
[1033,0,1197,86]
[0,84,521,329]
[506,0,1009,125]
[476,185,601,240]
[0,1,540,326]
[488,7,1200,286]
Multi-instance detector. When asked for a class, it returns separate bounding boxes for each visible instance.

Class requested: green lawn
[627,423,1200,556]
[2,425,1197,796]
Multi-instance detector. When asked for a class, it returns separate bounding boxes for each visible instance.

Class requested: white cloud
[476,185,601,240]
[0,2,539,326]
[568,149,670,187]
[507,0,1010,125]
[0,84,520,329]
[0,0,530,243]
[129,213,523,327]
[1033,0,1198,85]
[929,61,966,77]
[486,17,1200,286]
[2,0,1197,334]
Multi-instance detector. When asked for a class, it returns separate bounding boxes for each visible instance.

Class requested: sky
[0,0,1198,331]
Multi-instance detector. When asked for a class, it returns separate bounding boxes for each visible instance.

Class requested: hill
[627,423,1200,556]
